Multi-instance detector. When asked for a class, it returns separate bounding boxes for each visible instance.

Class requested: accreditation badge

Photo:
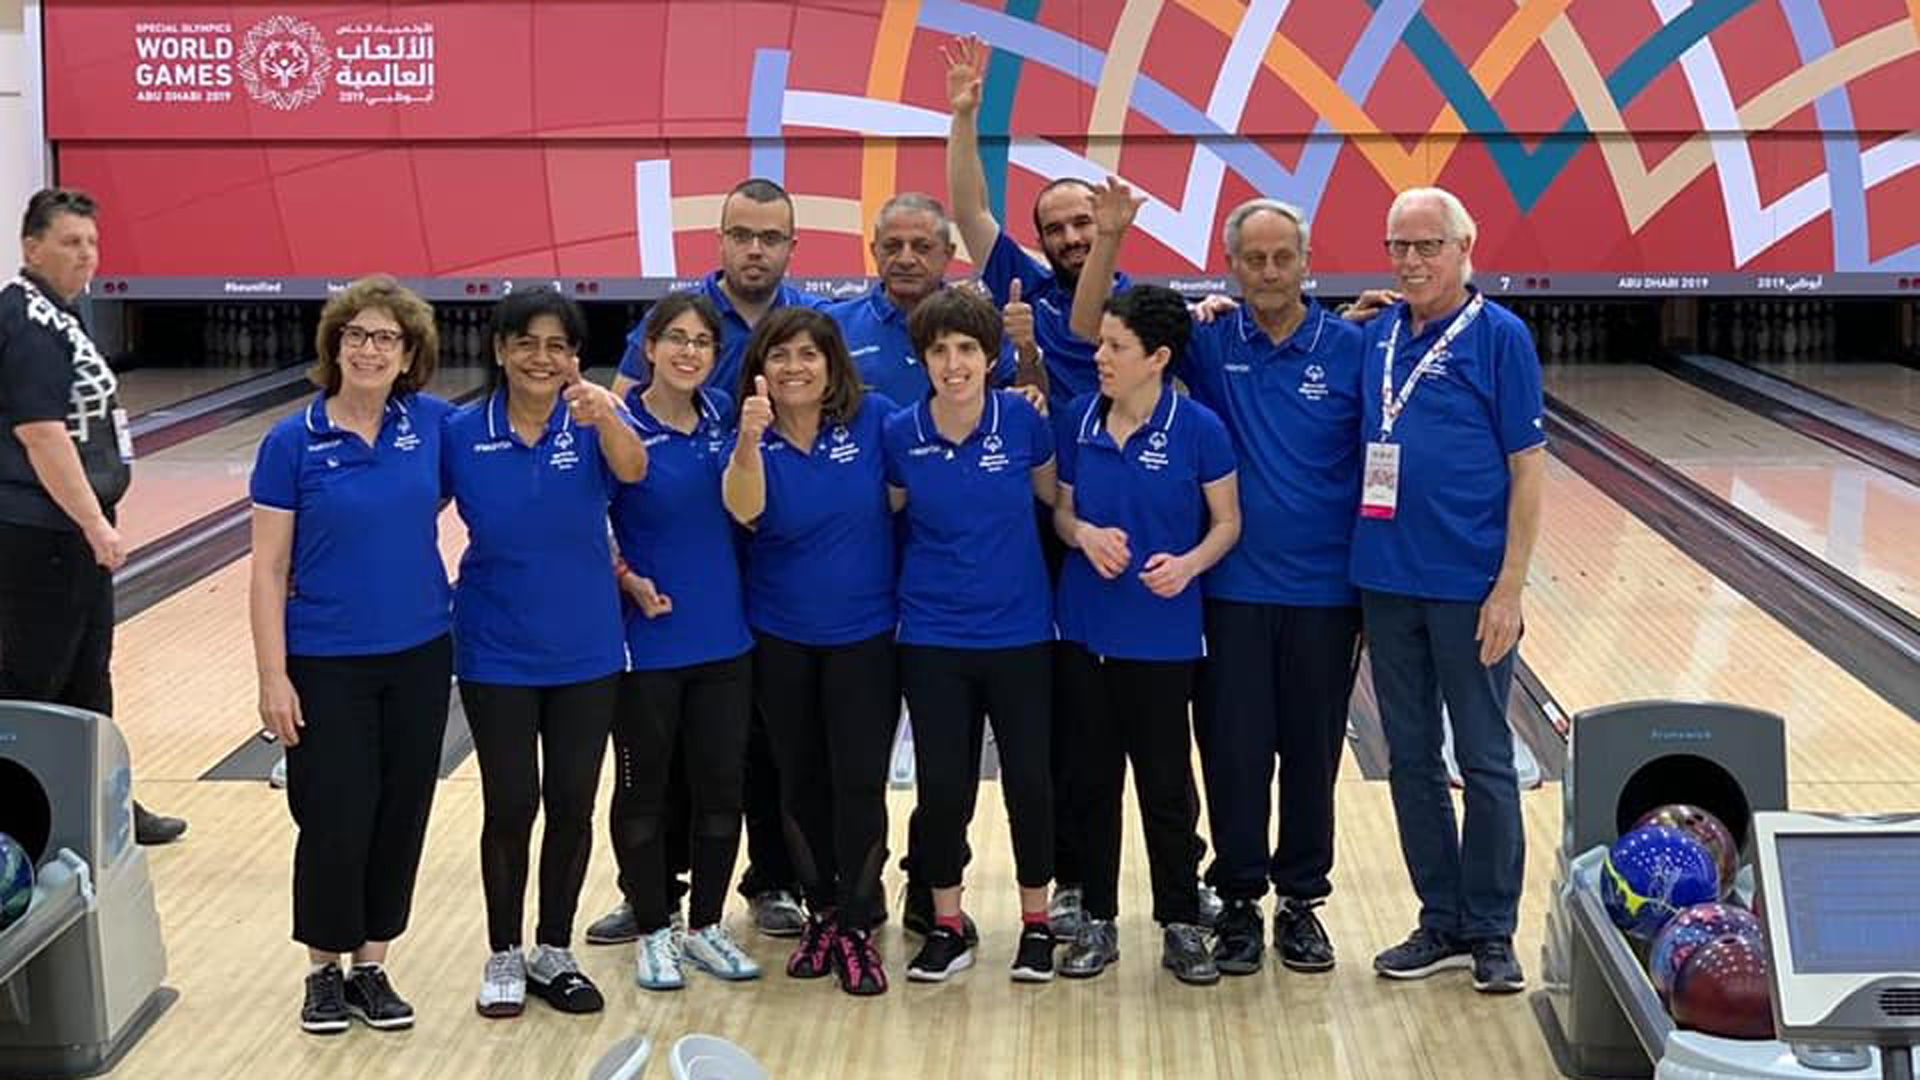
[112,408,135,463]
[1360,441,1400,519]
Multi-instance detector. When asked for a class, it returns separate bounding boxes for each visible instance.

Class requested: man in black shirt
[0,188,185,845]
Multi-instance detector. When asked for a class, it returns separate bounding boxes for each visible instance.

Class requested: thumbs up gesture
[562,354,621,427]
[738,373,776,444]
[1003,277,1036,355]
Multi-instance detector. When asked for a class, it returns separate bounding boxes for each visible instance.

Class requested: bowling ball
[1603,824,1721,940]
[1649,902,1764,998]
[1635,804,1740,899]
[0,832,32,932]
[1671,934,1776,1040]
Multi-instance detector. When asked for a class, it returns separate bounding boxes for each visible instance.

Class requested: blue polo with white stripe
[249,392,453,656]
[443,390,628,685]
[823,284,1017,405]
[616,270,825,396]
[979,229,1129,405]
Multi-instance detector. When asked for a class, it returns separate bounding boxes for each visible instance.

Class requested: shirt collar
[911,390,1002,447]
[485,388,573,444]
[16,269,82,316]
[702,269,808,325]
[1394,285,1482,343]
[306,392,410,435]
[1236,294,1328,354]
[629,387,724,437]
[1076,383,1179,447]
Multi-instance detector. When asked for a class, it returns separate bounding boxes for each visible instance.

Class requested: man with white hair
[1353,186,1543,994]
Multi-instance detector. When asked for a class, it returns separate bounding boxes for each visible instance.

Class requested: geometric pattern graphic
[43,0,1920,279]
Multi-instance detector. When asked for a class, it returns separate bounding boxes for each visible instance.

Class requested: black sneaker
[1163,923,1220,985]
[907,925,975,982]
[901,884,979,945]
[1274,898,1335,973]
[1471,938,1526,994]
[300,966,350,1035]
[831,925,888,996]
[344,965,415,1030]
[584,901,640,945]
[1373,927,1471,980]
[1212,899,1264,976]
[1010,924,1055,983]
[526,945,605,1014]
[133,801,187,846]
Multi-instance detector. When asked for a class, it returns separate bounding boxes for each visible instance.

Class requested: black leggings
[461,675,617,952]
[753,630,897,930]
[900,643,1054,890]
[610,653,752,933]
[1056,643,1200,924]
[285,635,452,954]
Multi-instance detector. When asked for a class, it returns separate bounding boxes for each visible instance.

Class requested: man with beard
[590,178,814,945]
[824,192,1033,403]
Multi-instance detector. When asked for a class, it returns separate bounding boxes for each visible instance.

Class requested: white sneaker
[635,927,684,991]
[475,947,526,1018]
[683,923,762,981]
[268,755,287,789]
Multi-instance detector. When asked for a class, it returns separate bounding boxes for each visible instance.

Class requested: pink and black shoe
[786,913,837,979]
[832,924,888,996]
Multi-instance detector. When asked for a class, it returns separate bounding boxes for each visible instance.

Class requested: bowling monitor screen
[1775,834,1920,975]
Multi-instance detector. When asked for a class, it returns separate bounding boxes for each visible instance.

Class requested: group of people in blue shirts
[247,44,1546,1033]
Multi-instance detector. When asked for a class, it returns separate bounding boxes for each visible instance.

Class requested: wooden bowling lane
[1545,363,1920,619]
[116,366,283,416]
[1750,361,1920,430]
[1521,456,1920,786]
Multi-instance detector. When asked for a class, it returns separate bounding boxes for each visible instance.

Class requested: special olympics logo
[237,16,331,111]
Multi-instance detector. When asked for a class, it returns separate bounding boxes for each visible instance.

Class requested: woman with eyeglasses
[723,308,899,996]
[602,292,763,990]
[249,275,454,1035]
[442,289,646,1020]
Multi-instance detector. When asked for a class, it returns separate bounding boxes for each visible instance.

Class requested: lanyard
[1379,293,1483,440]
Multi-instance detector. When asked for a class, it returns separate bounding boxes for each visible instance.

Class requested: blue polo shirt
[823,284,1018,404]
[612,387,753,670]
[743,393,898,645]
[616,270,823,396]
[883,390,1054,649]
[1175,298,1365,607]
[1350,290,1546,602]
[250,392,453,657]
[979,230,1129,404]
[443,391,628,685]
[1054,388,1236,660]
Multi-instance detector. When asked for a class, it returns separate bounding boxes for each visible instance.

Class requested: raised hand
[1003,277,1035,353]
[738,374,775,445]
[563,358,623,427]
[622,574,674,619]
[1077,521,1132,579]
[1190,293,1238,324]
[1138,551,1197,598]
[1012,382,1048,417]
[942,35,986,115]
[1343,288,1403,323]
[1092,176,1146,237]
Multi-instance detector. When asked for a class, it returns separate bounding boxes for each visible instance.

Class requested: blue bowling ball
[1650,901,1764,998]
[0,832,32,932]
[1603,824,1720,940]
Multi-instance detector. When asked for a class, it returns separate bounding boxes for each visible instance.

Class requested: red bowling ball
[1635,804,1741,900]
[1671,934,1777,1040]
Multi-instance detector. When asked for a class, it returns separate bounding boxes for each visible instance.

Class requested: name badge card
[1361,441,1400,519]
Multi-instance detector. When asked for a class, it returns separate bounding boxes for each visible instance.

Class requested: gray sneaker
[1162,923,1220,985]
[1197,882,1224,928]
[749,889,806,938]
[585,901,639,945]
[1047,885,1088,938]
[1058,918,1119,979]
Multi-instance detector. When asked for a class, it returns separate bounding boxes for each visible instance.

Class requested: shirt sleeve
[616,323,649,382]
[881,409,908,488]
[1491,318,1547,455]
[1020,393,1055,466]
[980,230,1046,307]
[1053,409,1079,486]
[3,317,77,424]
[1193,401,1238,484]
[249,424,301,511]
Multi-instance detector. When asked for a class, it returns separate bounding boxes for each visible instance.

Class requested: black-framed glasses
[341,325,406,352]
[1384,238,1450,259]
[658,329,716,353]
[723,227,793,249]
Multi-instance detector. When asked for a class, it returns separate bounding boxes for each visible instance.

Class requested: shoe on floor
[906,925,974,983]
[475,947,526,1018]
[1373,927,1472,980]
[585,901,639,945]
[1058,918,1119,979]
[1163,923,1220,985]
[749,889,807,938]
[832,925,888,996]
[1197,881,1224,929]
[902,883,978,944]
[1274,897,1335,973]
[344,963,414,1030]
[1047,884,1087,938]
[300,965,350,1035]
[786,914,837,980]
[635,927,685,991]
[1471,937,1526,994]
[527,944,604,1013]
[1010,923,1056,983]
[1212,898,1264,976]
[684,923,762,981]
[268,756,288,790]
[133,801,186,846]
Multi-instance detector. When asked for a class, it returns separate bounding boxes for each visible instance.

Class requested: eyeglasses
[1384,238,1451,259]
[341,325,406,351]
[723,227,793,249]
[658,330,716,353]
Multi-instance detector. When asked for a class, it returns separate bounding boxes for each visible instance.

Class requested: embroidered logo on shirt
[983,434,1003,454]
[555,429,576,451]
[849,345,881,358]
[1298,362,1329,402]
[1224,363,1253,374]
[473,439,512,453]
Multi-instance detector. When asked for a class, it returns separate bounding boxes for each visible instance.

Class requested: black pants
[0,521,114,714]
[462,675,617,952]
[1056,643,1200,924]
[1034,504,1083,887]
[1195,600,1362,903]
[284,634,452,954]
[611,654,752,933]
[900,643,1054,890]
[753,630,897,929]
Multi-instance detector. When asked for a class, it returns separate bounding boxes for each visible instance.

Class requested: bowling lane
[1544,363,1920,619]
[116,365,284,416]
[115,363,488,550]
[1749,360,1920,430]
[1520,455,1920,786]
